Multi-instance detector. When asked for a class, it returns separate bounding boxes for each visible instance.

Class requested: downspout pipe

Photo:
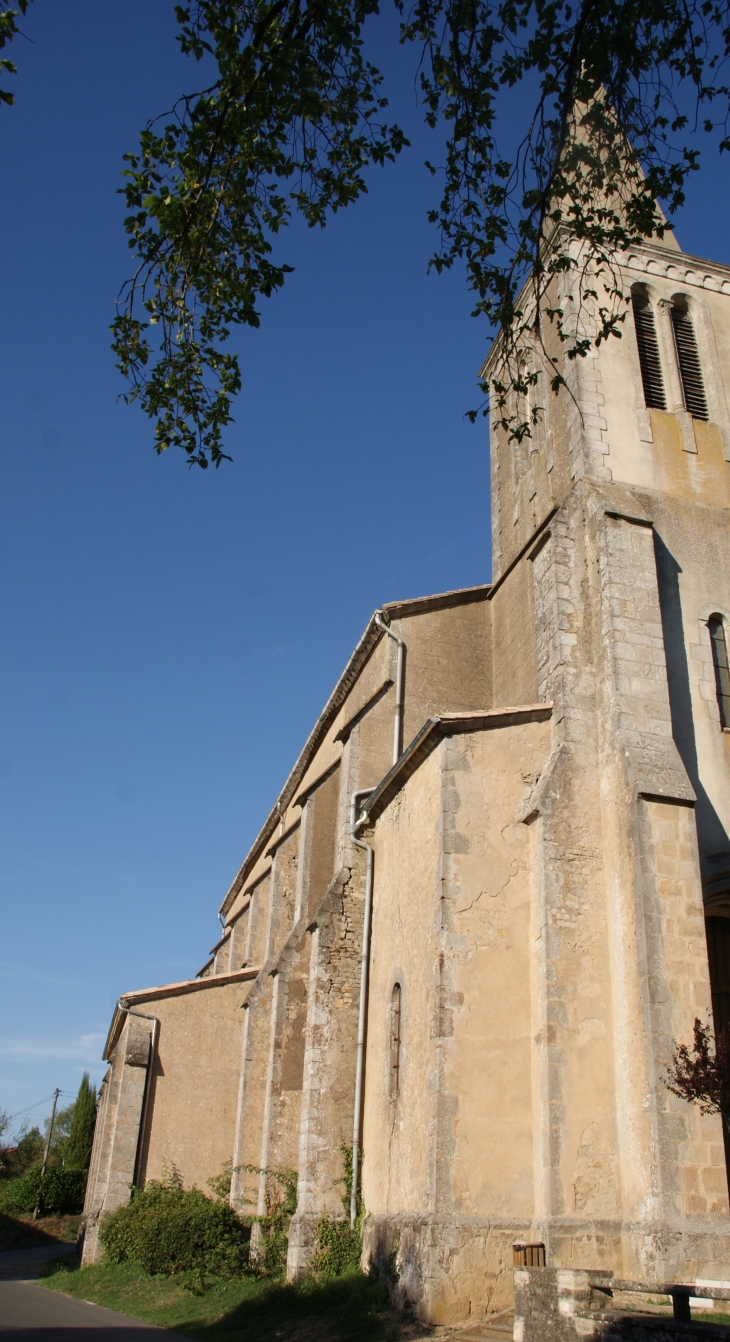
[118,1003,160,1188]
[349,787,376,1227]
[374,613,405,766]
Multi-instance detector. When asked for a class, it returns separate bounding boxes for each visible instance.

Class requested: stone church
[81,225,730,1327]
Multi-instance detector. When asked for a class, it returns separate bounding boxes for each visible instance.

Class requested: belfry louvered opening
[632,293,666,410]
[672,303,709,420]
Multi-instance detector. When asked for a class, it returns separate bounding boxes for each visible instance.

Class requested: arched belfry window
[671,301,709,420]
[389,983,402,1099]
[632,291,666,410]
[708,615,730,728]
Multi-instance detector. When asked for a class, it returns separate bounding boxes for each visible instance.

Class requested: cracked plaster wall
[362,719,551,1325]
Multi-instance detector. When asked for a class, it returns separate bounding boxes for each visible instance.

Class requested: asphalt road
[0,1245,189,1340]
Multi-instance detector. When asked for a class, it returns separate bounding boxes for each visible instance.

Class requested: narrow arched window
[672,303,709,420]
[389,983,402,1098]
[709,616,730,728]
[632,292,666,410]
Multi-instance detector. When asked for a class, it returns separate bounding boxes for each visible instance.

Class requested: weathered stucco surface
[362,720,551,1324]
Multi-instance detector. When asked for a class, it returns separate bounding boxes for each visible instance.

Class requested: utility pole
[32,1088,60,1221]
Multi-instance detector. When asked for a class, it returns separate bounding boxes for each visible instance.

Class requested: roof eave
[218,610,385,918]
[361,703,554,823]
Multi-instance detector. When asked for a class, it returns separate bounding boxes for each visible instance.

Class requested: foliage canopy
[64,1073,97,1172]
[666,1017,730,1135]
[0,1111,43,1181]
[5,0,730,463]
[0,1,29,106]
[0,1164,87,1215]
[44,1101,76,1168]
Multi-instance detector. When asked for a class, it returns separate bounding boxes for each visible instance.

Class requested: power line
[6,1092,68,1122]
[4,1088,77,1129]
[7,1094,55,1121]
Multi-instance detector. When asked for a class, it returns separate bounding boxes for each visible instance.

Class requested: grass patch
[0,1211,80,1251]
[39,1258,418,1340]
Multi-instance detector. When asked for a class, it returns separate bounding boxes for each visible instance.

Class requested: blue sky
[1,1,730,1132]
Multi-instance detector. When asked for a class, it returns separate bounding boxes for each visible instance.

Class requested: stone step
[442,1318,515,1342]
[443,1333,514,1341]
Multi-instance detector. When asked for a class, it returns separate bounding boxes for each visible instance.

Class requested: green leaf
[115,0,730,465]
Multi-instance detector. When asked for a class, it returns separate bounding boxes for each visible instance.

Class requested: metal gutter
[348,787,377,1225]
[117,1003,159,1188]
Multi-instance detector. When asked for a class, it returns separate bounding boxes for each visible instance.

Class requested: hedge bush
[0,1167,38,1214]
[248,1167,297,1277]
[310,1214,362,1275]
[100,1181,251,1289]
[0,1166,87,1215]
[40,1168,87,1213]
[309,1144,363,1277]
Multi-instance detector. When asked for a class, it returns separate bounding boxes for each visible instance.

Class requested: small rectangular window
[709,616,730,728]
[632,294,666,411]
[672,307,709,420]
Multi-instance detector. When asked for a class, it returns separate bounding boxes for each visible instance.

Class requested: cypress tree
[64,1073,97,1171]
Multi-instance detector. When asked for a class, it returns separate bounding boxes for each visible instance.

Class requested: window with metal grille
[389,983,402,1098]
[672,305,709,420]
[709,616,730,728]
[632,293,666,410]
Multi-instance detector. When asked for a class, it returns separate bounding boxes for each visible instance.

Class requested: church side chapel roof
[217,582,492,919]
[103,966,262,1059]
[359,703,553,826]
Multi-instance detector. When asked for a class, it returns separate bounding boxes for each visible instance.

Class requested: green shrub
[311,1214,362,1275]
[39,1168,87,1213]
[0,1167,40,1214]
[0,1166,86,1215]
[100,1181,251,1289]
[310,1145,363,1277]
[206,1159,232,1200]
[0,1125,44,1180]
[230,1164,297,1277]
[98,1197,139,1265]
